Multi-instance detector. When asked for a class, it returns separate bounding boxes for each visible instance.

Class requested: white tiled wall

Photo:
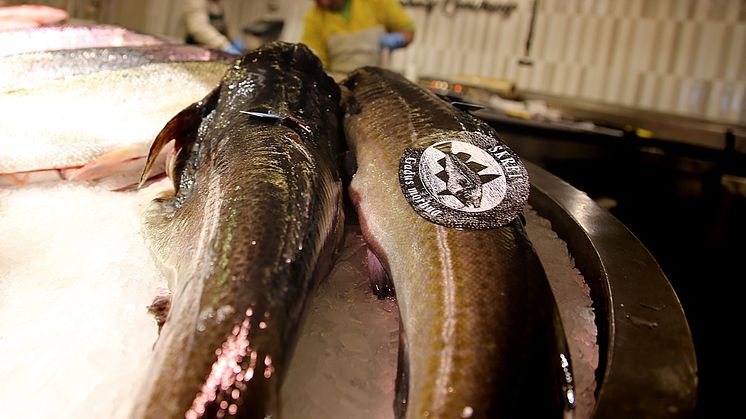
[17,0,746,124]
[366,0,746,124]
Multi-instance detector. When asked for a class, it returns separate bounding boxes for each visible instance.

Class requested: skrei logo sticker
[399,139,529,229]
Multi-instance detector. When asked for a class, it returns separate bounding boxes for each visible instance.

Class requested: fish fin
[139,85,220,189]
[435,92,462,103]
[450,101,485,112]
[367,248,394,298]
[435,92,485,112]
[109,172,168,192]
[69,143,150,181]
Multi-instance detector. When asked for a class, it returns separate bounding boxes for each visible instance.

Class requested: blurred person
[301,0,414,73]
[183,0,245,54]
[0,3,68,30]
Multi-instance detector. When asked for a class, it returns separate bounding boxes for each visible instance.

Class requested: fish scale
[342,67,574,418]
[132,43,344,419]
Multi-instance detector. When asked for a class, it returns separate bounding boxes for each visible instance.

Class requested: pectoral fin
[139,85,220,188]
[70,142,151,181]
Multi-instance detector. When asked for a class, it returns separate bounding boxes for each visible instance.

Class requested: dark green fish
[342,67,575,418]
[132,42,344,419]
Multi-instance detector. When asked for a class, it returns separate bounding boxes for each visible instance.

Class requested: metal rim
[526,162,697,417]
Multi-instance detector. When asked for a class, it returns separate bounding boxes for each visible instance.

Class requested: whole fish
[342,67,575,418]
[0,61,228,184]
[0,45,230,92]
[132,42,344,418]
[0,24,166,56]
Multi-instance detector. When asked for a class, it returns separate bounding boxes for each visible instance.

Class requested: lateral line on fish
[433,227,457,412]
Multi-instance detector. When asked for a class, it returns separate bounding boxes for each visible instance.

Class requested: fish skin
[0,61,229,177]
[132,42,344,419]
[342,67,574,418]
[0,24,167,57]
[0,45,231,92]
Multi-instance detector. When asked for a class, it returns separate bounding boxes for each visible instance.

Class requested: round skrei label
[399,139,529,229]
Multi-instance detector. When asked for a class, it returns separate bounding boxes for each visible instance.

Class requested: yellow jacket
[301,0,414,68]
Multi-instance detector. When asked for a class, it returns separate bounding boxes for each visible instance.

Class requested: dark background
[491,121,743,418]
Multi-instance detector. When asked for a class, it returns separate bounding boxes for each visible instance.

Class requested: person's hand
[379,32,406,50]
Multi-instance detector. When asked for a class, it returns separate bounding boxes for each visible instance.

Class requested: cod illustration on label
[399,138,529,230]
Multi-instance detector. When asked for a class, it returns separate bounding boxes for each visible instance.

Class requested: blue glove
[224,43,242,55]
[224,37,245,55]
[379,32,406,50]
[231,37,246,51]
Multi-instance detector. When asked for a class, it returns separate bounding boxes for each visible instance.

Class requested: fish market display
[132,42,344,418]
[0,182,598,419]
[0,24,166,56]
[342,67,575,418]
[0,61,229,184]
[0,45,231,91]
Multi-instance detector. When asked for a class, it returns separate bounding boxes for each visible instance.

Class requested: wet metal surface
[526,162,697,418]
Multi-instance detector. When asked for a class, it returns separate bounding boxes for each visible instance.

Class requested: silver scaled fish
[0,61,229,185]
[131,42,345,418]
[0,45,230,92]
[342,67,575,418]
[0,24,166,57]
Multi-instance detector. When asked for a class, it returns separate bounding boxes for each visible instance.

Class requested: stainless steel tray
[527,162,697,417]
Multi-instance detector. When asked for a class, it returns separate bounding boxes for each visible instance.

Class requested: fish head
[211,42,342,158]
[139,42,342,191]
